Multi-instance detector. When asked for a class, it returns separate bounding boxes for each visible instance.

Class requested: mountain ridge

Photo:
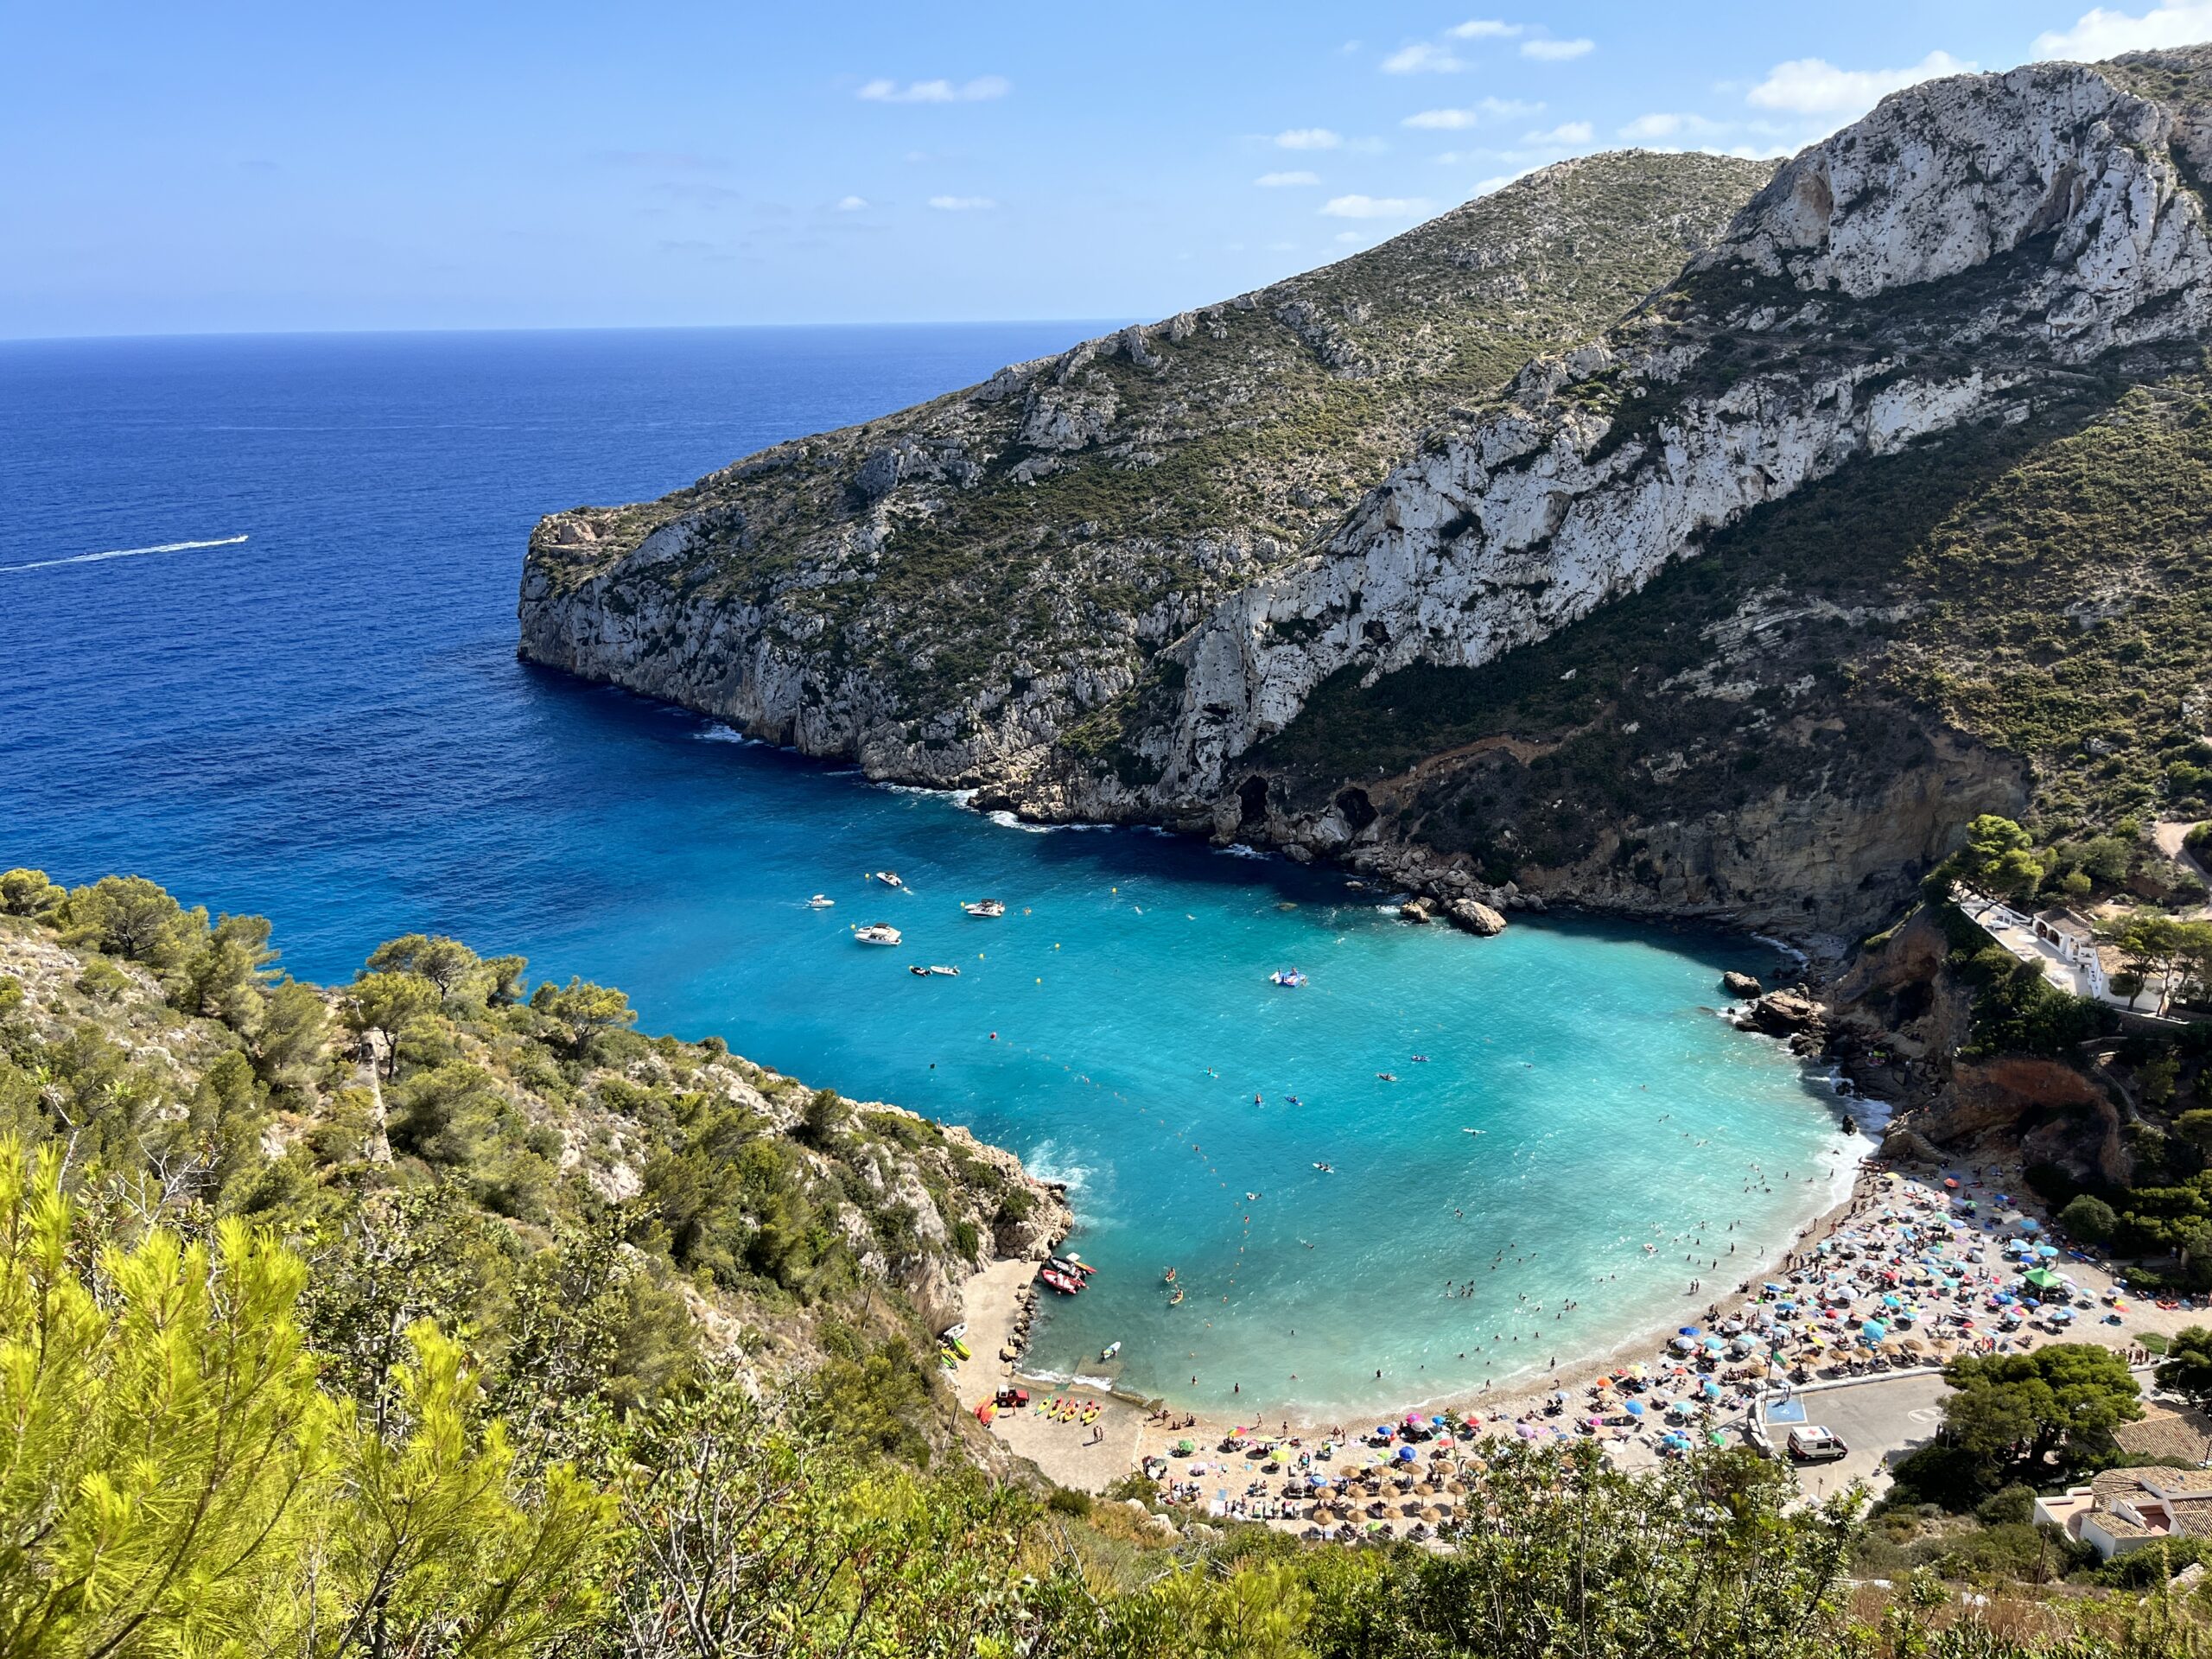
[521,47,2212,937]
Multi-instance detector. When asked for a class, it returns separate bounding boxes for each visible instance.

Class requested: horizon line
[0,316,1145,348]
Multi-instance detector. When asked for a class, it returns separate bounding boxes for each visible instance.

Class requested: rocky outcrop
[517,49,2212,943]
[1146,58,2212,800]
[1721,971,1763,998]
[1445,898,1508,937]
[518,151,1774,802]
[1745,988,1826,1039]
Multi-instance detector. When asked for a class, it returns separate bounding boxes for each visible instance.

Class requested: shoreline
[952,1065,1897,1491]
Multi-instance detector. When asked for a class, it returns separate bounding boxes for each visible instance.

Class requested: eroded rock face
[516,50,2212,939]
[1147,59,2212,799]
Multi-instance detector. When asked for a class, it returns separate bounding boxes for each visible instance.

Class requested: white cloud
[1448,18,1523,37]
[1402,98,1541,129]
[1524,121,1593,144]
[1321,194,1434,219]
[1618,111,1728,140]
[1255,170,1322,187]
[1274,127,1343,149]
[1746,50,1968,115]
[1382,41,1465,73]
[857,75,1010,104]
[927,194,995,210]
[835,195,868,211]
[2034,2,2212,57]
[1521,38,1594,60]
[1333,231,1364,244]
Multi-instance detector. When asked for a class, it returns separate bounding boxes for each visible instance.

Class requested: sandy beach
[950,1150,2210,1524]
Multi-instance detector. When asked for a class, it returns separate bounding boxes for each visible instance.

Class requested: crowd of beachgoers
[970,1158,2200,1535]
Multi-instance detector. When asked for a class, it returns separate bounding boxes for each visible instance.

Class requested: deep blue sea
[0,327,1856,1415]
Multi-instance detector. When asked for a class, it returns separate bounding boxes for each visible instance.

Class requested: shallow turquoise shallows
[0,327,1853,1417]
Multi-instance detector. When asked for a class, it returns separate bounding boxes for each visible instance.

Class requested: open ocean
[0,326,1858,1414]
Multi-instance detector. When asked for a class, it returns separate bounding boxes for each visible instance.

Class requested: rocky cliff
[523,49,2212,938]
[519,150,1770,784]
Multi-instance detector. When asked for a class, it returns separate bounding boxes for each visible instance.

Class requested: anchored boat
[854,923,902,946]
[961,899,1006,918]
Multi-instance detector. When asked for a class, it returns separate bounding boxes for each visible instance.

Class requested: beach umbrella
[1701,1380,1723,1398]
[1397,1445,1419,1462]
[2037,1244,2060,1258]
[1515,1422,1540,1440]
[1624,1400,1645,1416]
[1862,1319,1888,1341]
[1703,1337,1726,1351]
[2019,1218,2040,1233]
[1680,1326,1700,1336]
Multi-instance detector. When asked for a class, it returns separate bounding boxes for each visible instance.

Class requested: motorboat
[869,870,904,888]
[1269,969,1306,988]
[808,893,836,908]
[927,964,960,976]
[1039,1268,1083,1294]
[854,923,902,946]
[962,899,1006,918]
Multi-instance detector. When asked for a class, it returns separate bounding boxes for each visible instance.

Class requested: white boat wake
[0,533,248,575]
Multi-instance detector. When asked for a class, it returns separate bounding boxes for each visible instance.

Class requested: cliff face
[1142,59,2212,805]
[519,150,1772,781]
[522,49,2212,937]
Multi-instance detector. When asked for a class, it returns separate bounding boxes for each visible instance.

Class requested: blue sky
[8,0,2212,337]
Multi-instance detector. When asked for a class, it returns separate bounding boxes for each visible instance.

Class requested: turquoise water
[0,328,1853,1416]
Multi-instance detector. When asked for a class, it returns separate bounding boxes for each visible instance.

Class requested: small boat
[1048,1255,1096,1279]
[1409,1054,1430,1064]
[855,924,902,945]
[1101,1341,1122,1361]
[808,893,836,908]
[1162,1267,1176,1283]
[944,1336,971,1360]
[1039,1268,1083,1294]
[1312,1162,1333,1173]
[1269,969,1307,988]
[1461,1128,1484,1135]
[927,964,960,976]
[908,964,931,976]
[962,899,1006,918]
[1169,1287,1185,1305]
[869,870,904,888]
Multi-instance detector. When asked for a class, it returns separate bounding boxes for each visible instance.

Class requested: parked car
[1787,1426,1849,1464]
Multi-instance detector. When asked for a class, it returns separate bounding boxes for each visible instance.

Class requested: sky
[8,0,2212,337]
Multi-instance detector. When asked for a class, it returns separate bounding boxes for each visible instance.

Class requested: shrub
[2060,1193,2120,1243]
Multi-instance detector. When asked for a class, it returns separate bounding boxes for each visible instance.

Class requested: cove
[0,327,1854,1417]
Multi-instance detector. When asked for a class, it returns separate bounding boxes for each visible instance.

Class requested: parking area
[1762,1371,1954,1501]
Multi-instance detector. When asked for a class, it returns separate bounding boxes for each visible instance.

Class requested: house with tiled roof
[2113,1404,2212,1467]
[2036,1467,2212,1560]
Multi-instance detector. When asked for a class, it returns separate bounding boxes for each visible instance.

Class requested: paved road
[1762,1372,1954,1501]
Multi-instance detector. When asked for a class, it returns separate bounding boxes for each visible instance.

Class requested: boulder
[1721,971,1764,998]
[1747,988,1825,1037]
[1878,1125,1943,1166]
[1399,898,1436,924]
[1445,899,1508,937]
